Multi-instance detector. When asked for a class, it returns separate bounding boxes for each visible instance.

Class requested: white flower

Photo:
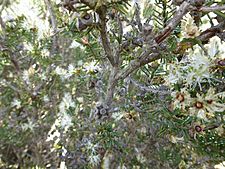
[184,45,213,89]
[205,36,225,59]
[68,64,74,73]
[11,98,21,109]
[46,129,60,142]
[46,119,61,142]
[189,45,210,65]
[86,141,99,154]
[136,153,146,163]
[58,93,75,129]
[23,42,34,51]
[117,165,127,169]
[61,113,72,129]
[199,15,211,32]
[83,61,100,73]
[214,161,225,169]
[69,41,84,49]
[196,109,207,120]
[88,154,100,166]
[204,88,225,114]
[166,35,225,89]
[189,93,208,121]
[55,65,75,80]
[189,88,225,121]
[77,60,83,66]
[61,146,68,157]
[21,118,36,131]
[41,49,50,58]
[59,161,67,169]
[2,0,51,40]
[22,70,30,84]
[112,112,124,121]
[185,64,211,90]
[165,63,183,85]
[168,135,184,144]
[43,95,49,102]
[77,97,84,103]
[171,88,191,110]
[181,13,200,39]
[215,125,224,136]
[55,66,67,77]
[123,25,133,35]
[60,93,75,111]
[65,64,75,79]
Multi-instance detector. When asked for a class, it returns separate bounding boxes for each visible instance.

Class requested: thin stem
[200,5,225,12]
[44,0,59,55]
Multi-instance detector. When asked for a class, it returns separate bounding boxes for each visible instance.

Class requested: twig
[200,5,225,12]
[0,16,5,32]
[116,52,161,81]
[130,78,170,95]
[198,20,225,42]
[98,7,116,66]
[0,0,7,33]
[44,0,59,55]
[105,66,119,105]
[155,0,192,44]
[0,0,7,14]
[134,2,142,32]
[116,0,193,81]
[115,14,123,65]
[4,81,23,94]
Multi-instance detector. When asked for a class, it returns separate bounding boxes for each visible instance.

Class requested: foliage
[0,0,225,168]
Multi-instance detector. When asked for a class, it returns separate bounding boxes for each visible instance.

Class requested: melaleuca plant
[0,0,225,168]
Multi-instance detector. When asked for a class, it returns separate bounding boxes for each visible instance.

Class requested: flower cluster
[172,88,225,121]
[46,93,75,152]
[166,35,225,122]
[55,64,75,80]
[166,36,225,89]
[85,141,101,166]
[58,93,75,129]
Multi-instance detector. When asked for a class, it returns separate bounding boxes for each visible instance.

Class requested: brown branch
[98,7,116,66]
[103,0,200,107]
[115,0,194,82]
[174,20,225,54]
[198,20,225,43]
[155,0,192,44]
[103,0,224,108]
[200,5,225,12]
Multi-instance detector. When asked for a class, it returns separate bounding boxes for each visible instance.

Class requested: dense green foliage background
[0,0,225,168]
